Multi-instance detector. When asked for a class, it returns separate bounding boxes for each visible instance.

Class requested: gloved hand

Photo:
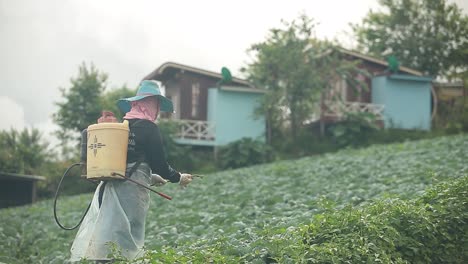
[150,174,168,186]
[179,173,193,189]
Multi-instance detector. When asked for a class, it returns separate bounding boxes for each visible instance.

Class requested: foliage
[0,134,467,263]
[217,137,275,169]
[297,176,468,263]
[434,70,468,133]
[366,127,444,145]
[352,0,468,78]
[0,127,93,199]
[243,14,368,141]
[157,120,195,172]
[327,112,380,147]
[36,160,96,199]
[51,62,138,161]
[444,96,468,134]
[433,97,468,134]
[46,63,135,195]
[157,120,216,174]
[275,120,444,159]
[0,128,51,175]
[0,194,92,263]
[100,86,136,121]
[134,240,242,264]
[53,62,108,141]
[270,126,339,159]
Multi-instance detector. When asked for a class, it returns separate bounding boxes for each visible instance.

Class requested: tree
[352,0,468,78]
[100,85,136,121]
[54,62,108,136]
[53,63,139,159]
[242,14,367,142]
[0,128,51,174]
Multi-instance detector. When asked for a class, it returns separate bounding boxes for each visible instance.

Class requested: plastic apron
[70,162,151,262]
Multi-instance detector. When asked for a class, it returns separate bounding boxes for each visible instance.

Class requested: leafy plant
[0,128,52,175]
[217,137,275,169]
[156,120,194,171]
[434,75,468,134]
[1,134,467,263]
[158,120,216,174]
[327,112,380,147]
[298,176,468,263]
[100,86,136,121]
[52,63,134,157]
[352,0,468,78]
[53,62,108,153]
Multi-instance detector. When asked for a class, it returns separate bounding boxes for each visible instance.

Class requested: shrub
[217,138,275,169]
[38,161,96,199]
[327,112,380,147]
[433,84,468,133]
[158,120,218,174]
[366,128,445,146]
[296,176,468,263]
[157,121,198,171]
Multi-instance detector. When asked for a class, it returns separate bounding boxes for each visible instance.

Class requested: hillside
[0,134,467,263]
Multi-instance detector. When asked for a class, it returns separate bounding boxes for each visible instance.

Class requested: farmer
[70,80,193,262]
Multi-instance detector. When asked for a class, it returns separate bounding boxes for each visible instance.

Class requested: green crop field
[1,134,467,263]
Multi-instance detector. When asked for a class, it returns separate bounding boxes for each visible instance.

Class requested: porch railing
[174,119,216,141]
[323,101,385,120]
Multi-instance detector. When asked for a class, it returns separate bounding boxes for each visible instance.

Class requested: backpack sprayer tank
[85,120,129,180]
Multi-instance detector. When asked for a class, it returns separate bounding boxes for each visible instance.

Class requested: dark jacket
[126,119,181,183]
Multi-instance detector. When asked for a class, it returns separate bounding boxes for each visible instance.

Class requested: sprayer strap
[125,119,146,178]
[127,160,142,178]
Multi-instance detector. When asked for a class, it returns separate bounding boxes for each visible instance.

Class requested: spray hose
[54,164,174,230]
[53,163,94,231]
[111,172,172,200]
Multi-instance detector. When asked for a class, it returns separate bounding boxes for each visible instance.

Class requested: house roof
[0,172,46,181]
[338,48,424,76]
[143,62,254,87]
[433,81,465,88]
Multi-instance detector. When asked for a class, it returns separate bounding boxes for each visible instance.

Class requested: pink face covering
[123,96,160,122]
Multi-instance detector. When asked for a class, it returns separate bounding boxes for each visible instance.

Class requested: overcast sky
[1,0,467,145]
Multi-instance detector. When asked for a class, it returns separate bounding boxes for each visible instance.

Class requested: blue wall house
[372,74,433,130]
[143,62,266,147]
[207,86,265,145]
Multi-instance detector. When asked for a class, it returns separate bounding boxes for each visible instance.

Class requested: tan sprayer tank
[86,120,129,180]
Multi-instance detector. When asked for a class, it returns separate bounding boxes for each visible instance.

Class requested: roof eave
[220,85,266,94]
[143,62,253,87]
[338,48,423,76]
[0,172,46,181]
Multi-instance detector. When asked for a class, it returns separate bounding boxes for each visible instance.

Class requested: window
[191,83,200,118]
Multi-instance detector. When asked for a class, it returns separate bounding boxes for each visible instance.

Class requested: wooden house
[433,81,465,102]
[143,62,266,146]
[0,172,45,208]
[321,49,434,131]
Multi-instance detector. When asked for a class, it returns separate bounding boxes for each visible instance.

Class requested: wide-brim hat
[117,80,174,113]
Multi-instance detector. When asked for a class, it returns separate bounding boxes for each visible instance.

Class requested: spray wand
[111,172,172,200]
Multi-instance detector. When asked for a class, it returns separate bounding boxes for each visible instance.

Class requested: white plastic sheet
[70,162,151,262]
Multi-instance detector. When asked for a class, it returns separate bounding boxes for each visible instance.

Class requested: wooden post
[213,146,218,162]
[320,94,325,137]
